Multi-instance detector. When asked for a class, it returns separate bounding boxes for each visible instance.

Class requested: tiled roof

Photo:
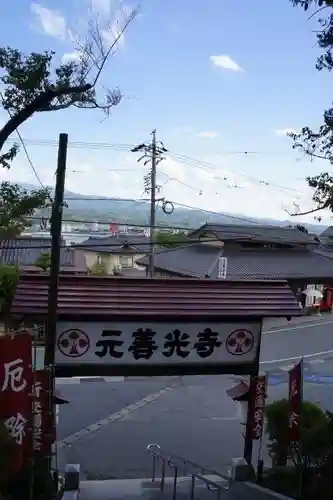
[189,223,316,245]
[137,244,333,281]
[320,226,333,238]
[75,234,152,254]
[11,273,302,318]
[312,245,333,260]
[0,237,86,271]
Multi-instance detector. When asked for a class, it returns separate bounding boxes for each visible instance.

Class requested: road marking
[263,318,333,335]
[55,376,124,385]
[309,358,326,365]
[209,416,241,421]
[278,364,295,372]
[261,348,333,365]
[57,381,180,448]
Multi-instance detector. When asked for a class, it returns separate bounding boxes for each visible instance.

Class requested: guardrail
[146,444,233,500]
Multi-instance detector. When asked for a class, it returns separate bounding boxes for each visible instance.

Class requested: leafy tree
[265,398,327,466]
[265,398,333,499]
[0,6,137,234]
[34,251,51,271]
[0,182,51,236]
[289,1,333,217]
[90,261,107,275]
[0,264,19,331]
[154,231,189,248]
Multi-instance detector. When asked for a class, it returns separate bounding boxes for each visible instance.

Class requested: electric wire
[3,136,306,196]
[0,94,48,192]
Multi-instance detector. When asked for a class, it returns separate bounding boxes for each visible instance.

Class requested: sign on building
[55,321,262,377]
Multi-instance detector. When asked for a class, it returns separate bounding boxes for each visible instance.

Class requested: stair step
[79,476,230,500]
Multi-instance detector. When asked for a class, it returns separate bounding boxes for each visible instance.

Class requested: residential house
[0,236,87,273]
[137,223,333,296]
[75,234,153,275]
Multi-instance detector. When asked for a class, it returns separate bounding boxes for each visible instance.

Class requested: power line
[26,215,196,232]
[0,94,47,191]
[4,136,305,193]
[27,192,263,226]
[168,152,304,196]
[4,136,304,158]
[170,201,261,225]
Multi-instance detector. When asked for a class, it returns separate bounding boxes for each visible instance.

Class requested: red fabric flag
[288,359,303,443]
[0,333,33,472]
[249,375,267,440]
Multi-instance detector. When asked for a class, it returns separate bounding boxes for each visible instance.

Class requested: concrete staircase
[79,476,231,500]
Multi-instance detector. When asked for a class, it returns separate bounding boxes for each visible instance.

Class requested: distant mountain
[20,182,328,233]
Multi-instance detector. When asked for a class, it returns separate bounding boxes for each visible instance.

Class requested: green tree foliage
[34,251,51,271]
[289,1,333,217]
[90,261,107,275]
[265,398,328,465]
[0,264,19,328]
[0,182,51,236]
[0,7,137,234]
[265,397,333,499]
[154,231,189,248]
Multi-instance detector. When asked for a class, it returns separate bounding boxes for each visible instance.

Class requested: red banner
[249,375,267,440]
[0,333,33,472]
[288,360,303,443]
[32,370,53,456]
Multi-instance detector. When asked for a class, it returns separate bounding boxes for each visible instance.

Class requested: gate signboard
[55,321,262,377]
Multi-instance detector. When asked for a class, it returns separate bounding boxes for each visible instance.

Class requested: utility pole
[44,133,68,490]
[149,130,157,278]
[131,131,172,278]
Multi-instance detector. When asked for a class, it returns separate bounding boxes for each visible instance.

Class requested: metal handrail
[146,444,233,500]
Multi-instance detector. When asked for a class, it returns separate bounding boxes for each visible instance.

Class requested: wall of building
[83,251,146,274]
[197,231,224,247]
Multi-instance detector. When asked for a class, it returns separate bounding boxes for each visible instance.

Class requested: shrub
[265,398,327,466]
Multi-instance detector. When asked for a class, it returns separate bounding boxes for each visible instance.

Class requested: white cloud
[102,21,125,48]
[101,5,133,49]
[275,128,298,137]
[91,0,112,15]
[61,51,81,64]
[31,3,67,40]
[197,131,219,139]
[210,55,243,72]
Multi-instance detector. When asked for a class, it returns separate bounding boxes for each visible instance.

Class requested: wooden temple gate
[10,273,302,488]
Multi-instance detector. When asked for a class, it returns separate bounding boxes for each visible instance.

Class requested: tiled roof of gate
[137,244,333,280]
[11,273,302,318]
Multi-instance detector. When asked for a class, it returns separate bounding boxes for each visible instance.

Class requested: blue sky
[1,0,332,223]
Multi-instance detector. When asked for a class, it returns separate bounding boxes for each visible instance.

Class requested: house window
[97,254,106,265]
[119,256,134,268]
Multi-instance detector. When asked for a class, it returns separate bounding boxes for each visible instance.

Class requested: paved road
[56,318,333,479]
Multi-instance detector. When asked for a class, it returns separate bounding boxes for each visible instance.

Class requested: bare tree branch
[0,83,91,151]
[287,205,327,216]
[0,5,139,154]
